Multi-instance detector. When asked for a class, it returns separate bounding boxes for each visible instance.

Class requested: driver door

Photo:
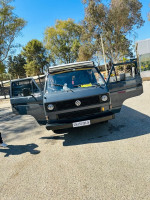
[107,60,143,113]
[10,78,46,125]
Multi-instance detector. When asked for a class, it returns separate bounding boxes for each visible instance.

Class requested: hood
[44,86,108,103]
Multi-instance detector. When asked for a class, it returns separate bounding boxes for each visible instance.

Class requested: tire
[53,129,68,134]
[104,120,108,123]
[101,120,108,124]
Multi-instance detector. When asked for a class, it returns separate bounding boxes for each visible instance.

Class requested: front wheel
[103,120,108,123]
[53,129,69,134]
[100,120,108,124]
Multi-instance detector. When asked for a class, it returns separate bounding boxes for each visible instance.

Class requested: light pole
[100,35,108,78]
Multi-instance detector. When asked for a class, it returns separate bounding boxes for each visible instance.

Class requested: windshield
[46,68,105,93]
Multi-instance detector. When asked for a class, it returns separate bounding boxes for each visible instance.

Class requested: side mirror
[22,88,31,96]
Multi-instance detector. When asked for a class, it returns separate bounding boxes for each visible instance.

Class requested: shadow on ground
[0,143,40,157]
[0,107,42,142]
[41,105,150,146]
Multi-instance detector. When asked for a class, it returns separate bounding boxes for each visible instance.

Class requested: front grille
[57,107,101,120]
[55,95,100,111]
[45,94,109,112]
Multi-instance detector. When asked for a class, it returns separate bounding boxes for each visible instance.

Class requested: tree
[78,42,94,61]
[0,61,5,73]
[44,19,82,64]
[0,0,26,62]
[22,39,49,76]
[80,0,144,63]
[7,54,26,78]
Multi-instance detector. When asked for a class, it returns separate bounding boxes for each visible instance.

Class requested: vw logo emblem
[75,100,81,107]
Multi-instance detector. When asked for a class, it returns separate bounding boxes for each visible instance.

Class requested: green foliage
[141,61,150,71]
[44,19,82,64]
[22,39,49,76]
[7,54,26,78]
[81,0,144,63]
[78,42,94,61]
[0,72,10,81]
[0,0,26,62]
[0,61,5,73]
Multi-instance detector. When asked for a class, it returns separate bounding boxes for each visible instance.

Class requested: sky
[11,0,150,54]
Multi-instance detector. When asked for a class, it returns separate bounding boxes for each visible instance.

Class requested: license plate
[73,120,90,128]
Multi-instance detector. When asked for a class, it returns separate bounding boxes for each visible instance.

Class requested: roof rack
[11,75,45,82]
[49,61,94,73]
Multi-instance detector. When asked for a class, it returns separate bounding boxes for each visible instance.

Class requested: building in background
[136,38,150,79]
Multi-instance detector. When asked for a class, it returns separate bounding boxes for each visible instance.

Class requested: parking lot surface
[0,82,150,200]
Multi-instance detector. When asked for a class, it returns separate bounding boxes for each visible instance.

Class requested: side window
[11,79,40,97]
[109,68,117,83]
[109,62,138,83]
[32,81,40,93]
[35,75,45,91]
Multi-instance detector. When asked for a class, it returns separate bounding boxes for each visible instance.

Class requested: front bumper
[46,114,115,131]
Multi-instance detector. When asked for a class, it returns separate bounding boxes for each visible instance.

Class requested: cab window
[11,79,40,97]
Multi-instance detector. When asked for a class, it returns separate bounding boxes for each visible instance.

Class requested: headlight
[47,104,54,111]
[101,95,108,102]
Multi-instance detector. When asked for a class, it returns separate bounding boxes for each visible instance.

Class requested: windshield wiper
[53,84,64,87]
[52,84,74,92]
[73,84,81,87]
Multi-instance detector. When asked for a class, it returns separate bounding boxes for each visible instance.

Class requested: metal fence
[0,81,10,99]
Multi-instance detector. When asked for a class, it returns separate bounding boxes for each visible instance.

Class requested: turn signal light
[101,107,105,112]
